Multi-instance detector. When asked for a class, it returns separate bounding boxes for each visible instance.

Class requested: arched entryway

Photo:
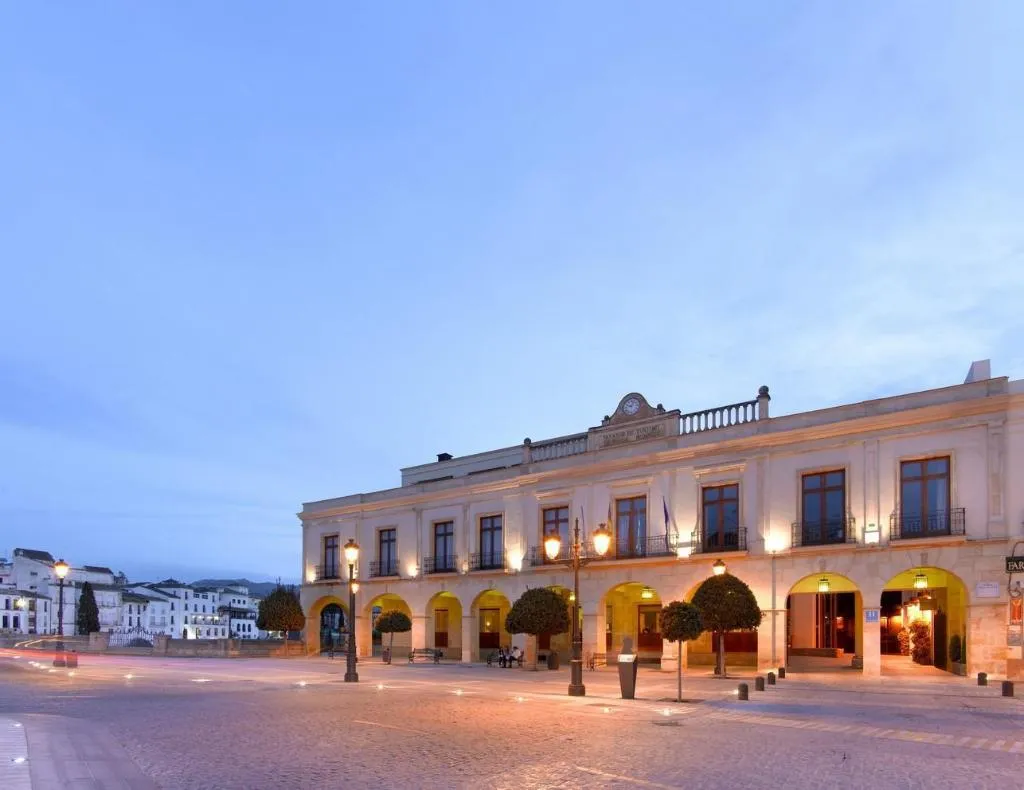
[364,593,412,659]
[426,591,463,660]
[880,567,968,676]
[308,595,349,655]
[470,589,511,662]
[541,585,574,663]
[684,576,759,671]
[785,573,863,673]
[602,582,663,665]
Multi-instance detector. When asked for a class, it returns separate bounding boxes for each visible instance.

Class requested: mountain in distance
[190,578,285,598]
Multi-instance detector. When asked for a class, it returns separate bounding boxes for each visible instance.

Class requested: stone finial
[758,385,770,398]
[523,437,531,445]
[757,386,771,419]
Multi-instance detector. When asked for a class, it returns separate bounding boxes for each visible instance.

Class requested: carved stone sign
[598,423,667,448]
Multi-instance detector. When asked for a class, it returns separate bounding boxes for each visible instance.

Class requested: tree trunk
[525,635,538,671]
[677,639,683,702]
[717,632,726,677]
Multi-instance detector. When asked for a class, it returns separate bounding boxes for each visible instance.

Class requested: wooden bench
[408,648,442,664]
[586,652,607,670]
[486,651,523,668]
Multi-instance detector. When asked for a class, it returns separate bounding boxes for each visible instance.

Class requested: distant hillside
[190,578,282,598]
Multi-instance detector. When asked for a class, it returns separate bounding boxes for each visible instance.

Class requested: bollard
[737,683,749,701]
[755,676,765,691]
[778,667,786,679]
[66,651,78,669]
[1002,681,1014,698]
[767,671,776,686]
[978,672,988,687]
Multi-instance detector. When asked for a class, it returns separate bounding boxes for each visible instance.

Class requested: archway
[542,585,574,663]
[880,567,968,676]
[602,582,663,665]
[426,591,463,660]
[470,589,511,662]
[785,573,863,673]
[364,593,412,658]
[684,576,758,671]
[308,595,349,655]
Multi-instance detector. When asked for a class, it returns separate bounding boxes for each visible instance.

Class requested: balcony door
[378,528,396,576]
[801,471,846,545]
[434,521,454,571]
[900,457,951,536]
[479,515,503,569]
[322,535,339,578]
[702,484,739,550]
[615,497,647,557]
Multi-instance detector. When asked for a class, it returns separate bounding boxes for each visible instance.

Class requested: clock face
[622,397,641,416]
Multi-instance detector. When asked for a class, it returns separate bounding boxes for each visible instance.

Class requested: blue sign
[865,609,879,624]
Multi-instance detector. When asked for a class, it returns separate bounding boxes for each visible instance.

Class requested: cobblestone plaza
[2,651,1021,789]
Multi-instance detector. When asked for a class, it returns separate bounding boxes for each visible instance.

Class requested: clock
[622,397,641,416]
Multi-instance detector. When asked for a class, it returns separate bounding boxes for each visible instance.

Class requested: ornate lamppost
[52,558,70,667]
[343,538,360,683]
[544,518,612,697]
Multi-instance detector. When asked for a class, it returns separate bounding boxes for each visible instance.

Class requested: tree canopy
[505,587,569,636]
[375,610,412,635]
[256,585,305,637]
[690,574,762,634]
[76,581,100,635]
[660,601,703,644]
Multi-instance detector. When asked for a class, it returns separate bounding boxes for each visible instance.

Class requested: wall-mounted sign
[975,582,1001,599]
[864,609,879,624]
[1007,556,1024,573]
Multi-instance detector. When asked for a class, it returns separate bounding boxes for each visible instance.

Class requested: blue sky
[2,2,1022,583]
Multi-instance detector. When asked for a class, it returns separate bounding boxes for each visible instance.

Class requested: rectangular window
[615,496,647,557]
[899,457,952,536]
[323,535,340,579]
[479,515,504,569]
[542,506,570,563]
[433,521,455,572]
[800,470,847,545]
[376,529,397,576]
[702,484,740,551]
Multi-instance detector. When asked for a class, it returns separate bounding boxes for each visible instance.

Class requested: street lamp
[52,559,70,667]
[712,559,727,576]
[543,518,612,697]
[343,539,359,683]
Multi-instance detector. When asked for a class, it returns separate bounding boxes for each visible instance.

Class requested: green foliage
[256,585,305,637]
[690,574,762,634]
[76,582,100,635]
[897,627,910,656]
[505,588,569,637]
[375,610,412,635]
[660,601,703,644]
[948,634,962,664]
[909,619,931,665]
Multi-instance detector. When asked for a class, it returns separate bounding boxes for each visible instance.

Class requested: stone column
[862,608,881,678]
[461,614,474,663]
[356,615,372,658]
[411,615,427,656]
[757,609,787,670]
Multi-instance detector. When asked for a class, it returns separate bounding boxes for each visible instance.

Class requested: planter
[547,651,560,670]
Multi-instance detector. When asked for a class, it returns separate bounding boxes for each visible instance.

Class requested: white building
[217,585,262,639]
[299,359,1024,681]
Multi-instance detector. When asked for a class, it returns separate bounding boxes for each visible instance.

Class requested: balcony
[312,565,341,582]
[604,534,676,560]
[889,508,965,541]
[470,550,506,572]
[423,555,459,574]
[791,517,857,548]
[528,545,576,566]
[369,559,399,578]
[690,526,747,554]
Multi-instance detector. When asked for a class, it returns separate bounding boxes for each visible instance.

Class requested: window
[542,506,570,562]
[800,470,847,545]
[702,484,740,550]
[378,528,397,576]
[615,496,647,557]
[479,515,504,569]
[432,521,455,572]
[899,457,952,536]
[323,535,340,578]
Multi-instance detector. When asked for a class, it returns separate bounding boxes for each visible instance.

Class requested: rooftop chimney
[964,359,991,384]
[437,452,453,462]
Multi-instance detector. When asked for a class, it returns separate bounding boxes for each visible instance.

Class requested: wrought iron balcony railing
[889,508,965,540]
[423,555,459,574]
[469,550,506,572]
[369,559,399,578]
[528,544,577,566]
[603,534,676,560]
[313,565,341,582]
[791,517,857,548]
[690,526,747,554]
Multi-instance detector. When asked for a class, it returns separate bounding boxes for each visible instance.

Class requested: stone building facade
[299,360,1024,680]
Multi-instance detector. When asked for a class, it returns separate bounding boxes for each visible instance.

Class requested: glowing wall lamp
[914,572,928,590]
[712,559,727,576]
[817,577,831,594]
[640,586,654,600]
[863,523,880,545]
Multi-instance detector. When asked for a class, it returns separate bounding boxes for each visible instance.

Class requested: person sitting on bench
[496,647,508,668]
[509,646,521,667]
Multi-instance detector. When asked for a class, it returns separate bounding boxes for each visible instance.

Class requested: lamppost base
[52,656,66,668]
[567,683,586,697]
[344,672,359,683]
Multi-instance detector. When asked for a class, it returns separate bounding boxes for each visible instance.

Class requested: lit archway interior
[471,589,511,662]
[685,577,758,669]
[785,573,863,672]
[365,593,412,658]
[309,596,348,655]
[603,582,663,664]
[880,567,968,674]
[426,591,463,660]
[543,585,574,661]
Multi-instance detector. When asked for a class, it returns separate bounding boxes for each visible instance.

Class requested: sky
[2,2,1023,583]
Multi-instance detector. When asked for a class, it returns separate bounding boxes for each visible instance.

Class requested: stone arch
[599,581,664,665]
[684,571,759,672]
[469,587,512,662]
[363,592,412,658]
[785,571,864,673]
[879,566,969,675]
[425,591,463,660]
[307,595,349,655]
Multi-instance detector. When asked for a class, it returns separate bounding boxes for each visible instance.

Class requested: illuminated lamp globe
[712,559,727,576]
[591,525,612,557]
[343,539,360,565]
[543,530,562,561]
[54,559,70,580]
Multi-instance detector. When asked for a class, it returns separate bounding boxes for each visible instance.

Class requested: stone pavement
[0,718,32,790]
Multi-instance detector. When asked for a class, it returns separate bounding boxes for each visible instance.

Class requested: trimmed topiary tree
[375,610,412,659]
[76,581,100,635]
[256,585,305,643]
[691,573,762,677]
[660,601,703,702]
[909,619,931,665]
[506,587,570,670]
